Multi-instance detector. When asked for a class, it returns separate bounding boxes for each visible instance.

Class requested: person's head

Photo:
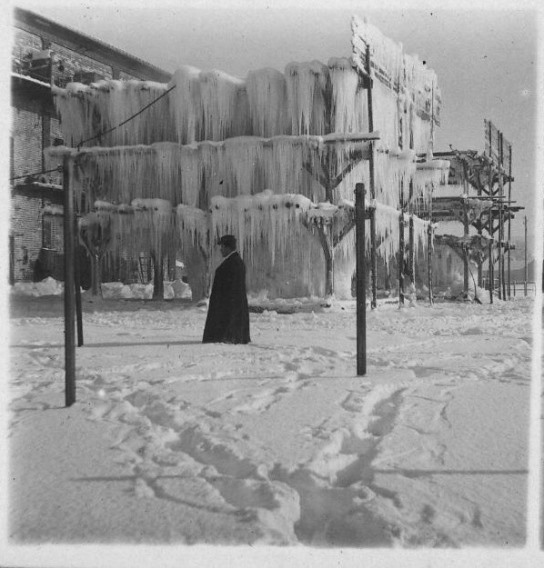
[218,235,236,257]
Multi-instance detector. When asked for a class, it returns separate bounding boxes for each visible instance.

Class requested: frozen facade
[48,16,449,300]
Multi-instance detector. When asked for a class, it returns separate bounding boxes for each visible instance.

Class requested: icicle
[265,136,306,195]
[199,69,248,140]
[130,198,176,261]
[412,158,450,212]
[411,214,431,258]
[53,80,172,148]
[200,140,226,202]
[285,61,329,135]
[176,204,210,258]
[210,190,312,268]
[246,68,290,137]
[223,137,264,196]
[373,149,416,208]
[168,66,203,144]
[154,142,182,206]
[371,80,401,151]
[179,143,203,208]
[328,57,367,134]
[374,202,401,261]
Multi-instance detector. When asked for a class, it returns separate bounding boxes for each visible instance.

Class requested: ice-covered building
[10,7,171,285]
[48,16,448,301]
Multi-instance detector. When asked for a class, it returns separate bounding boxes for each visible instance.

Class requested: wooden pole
[369,148,378,310]
[498,132,505,300]
[489,240,494,305]
[316,225,334,297]
[398,179,405,306]
[408,180,415,291]
[427,221,434,306]
[74,217,84,347]
[409,215,415,290]
[63,155,76,406]
[355,182,366,376]
[365,46,378,310]
[507,147,512,299]
[462,200,469,298]
[498,201,506,300]
[524,215,528,296]
[498,204,504,300]
[399,209,405,306]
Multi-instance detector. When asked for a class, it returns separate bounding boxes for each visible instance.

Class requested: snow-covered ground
[2,280,542,567]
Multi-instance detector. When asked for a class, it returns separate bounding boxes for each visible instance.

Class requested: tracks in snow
[9,302,532,546]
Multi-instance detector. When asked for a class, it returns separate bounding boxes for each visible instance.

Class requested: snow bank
[11,276,64,297]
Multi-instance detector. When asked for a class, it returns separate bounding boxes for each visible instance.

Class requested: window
[42,215,52,249]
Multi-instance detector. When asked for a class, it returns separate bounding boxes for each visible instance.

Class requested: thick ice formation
[50,136,375,210]
[246,68,290,137]
[328,57,368,134]
[53,81,173,148]
[351,15,441,155]
[50,16,443,299]
[210,190,312,265]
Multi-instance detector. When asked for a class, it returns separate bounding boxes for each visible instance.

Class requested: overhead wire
[10,82,177,183]
[76,83,177,149]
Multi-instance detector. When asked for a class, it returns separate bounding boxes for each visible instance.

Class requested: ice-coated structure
[48,16,448,300]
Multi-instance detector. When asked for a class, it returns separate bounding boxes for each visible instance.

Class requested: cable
[10,166,63,183]
[76,84,177,149]
[11,83,176,182]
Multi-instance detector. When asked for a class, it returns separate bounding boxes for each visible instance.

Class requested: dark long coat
[202,252,250,344]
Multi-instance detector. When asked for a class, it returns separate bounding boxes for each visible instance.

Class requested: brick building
[10,7,171,283]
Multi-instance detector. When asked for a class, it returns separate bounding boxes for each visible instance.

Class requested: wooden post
[477,233,483,288]
[507,147,512,299]
[427,221,434,306]
[409,215,415,288]
[316,225,334,297]
[369,148,378,309]
[355,182,366,376]
[63,154,76,407]
[463,199,469,298]
[501,216,506,300]
[327,223,334,297]
[73,218,84,347]
[499,133,506,301]
[365,46,378,310]
[489,240,494,305]
[408,180,415,291]
[398,179,405,306]
[498,203,503,300]
[524,215,528,297]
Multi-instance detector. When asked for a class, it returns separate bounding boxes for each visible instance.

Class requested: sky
[6,0,542,248]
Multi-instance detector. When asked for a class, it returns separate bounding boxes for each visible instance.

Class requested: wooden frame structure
[423,121,523,300]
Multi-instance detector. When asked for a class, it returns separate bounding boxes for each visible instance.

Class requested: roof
[14,7,172,83]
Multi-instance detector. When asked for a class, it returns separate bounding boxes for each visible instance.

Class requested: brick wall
[10,192,64,282]
[11,105,42,180]
[11,14,167,282]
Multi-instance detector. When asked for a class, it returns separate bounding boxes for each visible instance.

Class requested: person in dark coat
[202,235,250,344]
